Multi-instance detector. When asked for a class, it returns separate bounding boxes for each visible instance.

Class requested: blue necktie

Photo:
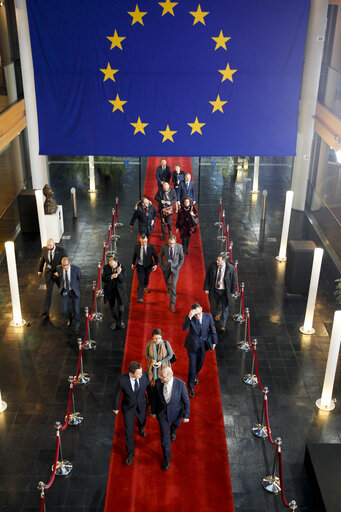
[134,378,139,397]
[170,247,174,259]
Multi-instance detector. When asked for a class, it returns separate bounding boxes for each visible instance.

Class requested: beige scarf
[148,340,169,384]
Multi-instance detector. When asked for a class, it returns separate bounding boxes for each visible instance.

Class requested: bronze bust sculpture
[43,184,57,214]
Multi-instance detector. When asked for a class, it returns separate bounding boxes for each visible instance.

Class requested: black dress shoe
[138,427,146,437]
[194,378,199,386]
[118,321,125,329]
[162,460,170,470]
[110,322,117,330]
[144,287,151,294]
[170,432,176,442]
[125,454,135,465]
[189,388,195,398]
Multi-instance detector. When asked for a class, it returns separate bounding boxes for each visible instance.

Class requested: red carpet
[104,157,234,511]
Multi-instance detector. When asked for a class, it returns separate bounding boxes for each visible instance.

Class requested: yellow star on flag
[218,63,237,83]
[212,30,231,51]
[106,30,126,50]
[187,117,206,135]
[109,94,127,113]
[190,4,209,26]
[130,116,149,135]
[100,63,119,82]
[209,94,228,113]
[159,0,178,16]
[159,124,177,143]
[128,4,147,25]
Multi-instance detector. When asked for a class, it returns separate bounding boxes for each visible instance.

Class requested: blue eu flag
[27,0,310,156]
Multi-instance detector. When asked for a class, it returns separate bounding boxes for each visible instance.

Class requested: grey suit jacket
[159,243,184,273]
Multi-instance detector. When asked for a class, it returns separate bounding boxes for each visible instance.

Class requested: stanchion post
[233,282,245,323]
[53,422,73,476]
[252,156,260,193]
[66,376,83,425]
[289,500,298,511]
[262,437,281,494]
[243,339,258,386]
[91,280,103,322]
[217,210,226,242]
[111,213,120,242]
[70,187,77,218]
[5,241,26,327]
[276,190,294,262]
[252,386,268,438]
[233,259,240,298]
[229,241,233,263]
[74,339,90,384]
[214,197,223,227]
[83,307,97,350]
[115,197,124,228]
[299,248,324,335]
[97,261,104,298]
[261,190,268,222]
[316,310,341,411]
[237,308,250,351]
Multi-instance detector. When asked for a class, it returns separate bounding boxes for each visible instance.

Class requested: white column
[276,191,294,261]
[5,241,26,327]
[252,156,260,193]
[291,0,329,211]
[299,248,324,334]
[35,190,47,248]
[14,0,48,189]
[316,310,341,411]
[89,156,96,192]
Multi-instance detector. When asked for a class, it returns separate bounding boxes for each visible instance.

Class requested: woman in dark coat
[129,197,157,237]
[102,256,127,330]
[176,196,198,255]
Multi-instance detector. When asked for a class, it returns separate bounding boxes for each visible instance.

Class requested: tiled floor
[0,157,339,511]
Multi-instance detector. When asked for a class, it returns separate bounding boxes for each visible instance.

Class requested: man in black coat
[204,253,237,332]
[102,256,127,330]
[129,197,157,237]
[131,234,158,303]
[177,173,196,204]
[55,256,81,333]
[38,238,67,317]
[113,361,150,465]
[155,157,171,191]
[183,303,218,397]
[154,182,177,240]
[152,367,190,470]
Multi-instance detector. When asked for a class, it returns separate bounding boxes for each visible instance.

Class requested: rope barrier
[60,383,74,431]
[115,197,119,221]
[263,394,276,446]
[278,448,290,508]
[247,313,251,348]
[45,430,60,489]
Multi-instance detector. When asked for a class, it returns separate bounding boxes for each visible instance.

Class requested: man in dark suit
[155,157,171,191]
[102,256,127,330]
[38,238,67,317]
[113,361,150,465]
[129,197,157,237]
[155,181,177,240]
[55,256,81,333]
[183,303,218,397]
[177,173,196,204]
[204,253,237,332]
[152,367,190,470]
[159,234,184,312]
[131,234,158,303]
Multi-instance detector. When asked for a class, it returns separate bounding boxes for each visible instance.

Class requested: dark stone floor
[0,157,340,512]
